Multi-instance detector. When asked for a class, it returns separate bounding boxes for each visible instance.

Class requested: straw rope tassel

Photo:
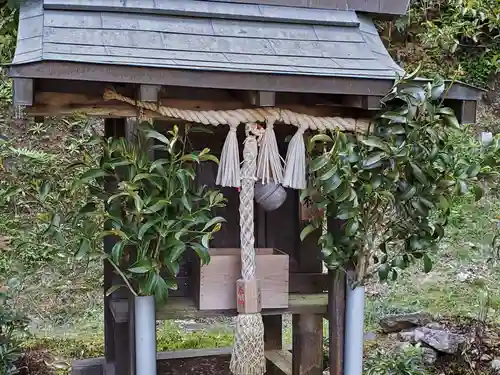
[216,124,241,187]
[283,125,307,190]
[256,119,283,184]
[230,125,266,375]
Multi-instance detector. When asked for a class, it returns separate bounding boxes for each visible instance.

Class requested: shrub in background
[0,278,29,375]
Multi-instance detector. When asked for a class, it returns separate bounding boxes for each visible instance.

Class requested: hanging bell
[254,181,287,212]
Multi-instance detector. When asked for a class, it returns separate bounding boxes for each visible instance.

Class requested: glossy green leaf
[138,218,162,240]
[149,159,170,174]
[106,284,123,297]
[359,136,389,152]
[345,219,359,236]
[75,238,91,261]
[143,200,169,214]
[128,261,153,274]
[320,166,337,181]
[361,152,385,169]
[201,233,211,249]
[144,129,171,146]
[410,162,428,185]
[443,115,460,129]
[202,216,226,232]
[399,185,416,201]
[111,240,126,263]
[167,239,186,263]
[199,153,219,164]
[191,243,210,265]
[438,195,449,212]
[300,224,317,241]
[309,134,334,144]
[467,163,481,177]
[423,254,433,273]
[180,153,200,163]
[310,155,330,172]
[76,169,110,188]
[323,173,342,194]
[473,184,484,201]
[378,264,390,281]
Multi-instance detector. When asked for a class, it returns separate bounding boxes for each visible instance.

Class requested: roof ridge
[43,0,360,27]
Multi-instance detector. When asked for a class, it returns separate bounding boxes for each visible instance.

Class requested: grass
[365,192,500,332]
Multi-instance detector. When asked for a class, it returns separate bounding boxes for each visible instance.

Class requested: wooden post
[292,314,323,375]
[292,202,324,375]
[104,118,133,375]
[327,218,347,375]
[328,270,345,375]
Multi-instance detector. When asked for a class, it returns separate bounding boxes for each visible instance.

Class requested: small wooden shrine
[9,1,483,375]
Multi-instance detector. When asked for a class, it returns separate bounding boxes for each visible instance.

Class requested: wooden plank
[111,294,327,322]
[292,314,324,375]
[266,350,293,375]
[157,347,233,360]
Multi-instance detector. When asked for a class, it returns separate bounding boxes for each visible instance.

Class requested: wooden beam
[341,95,382,110]
[111,294,328,322]
[8,61,396,97]
[266,350,293,375]
[138,85,161,102]
[247,91,276,107]
[27,91,344,119]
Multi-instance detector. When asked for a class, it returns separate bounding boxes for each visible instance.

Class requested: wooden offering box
[194,248,289,311]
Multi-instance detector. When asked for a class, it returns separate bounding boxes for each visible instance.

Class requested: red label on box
[237,285,245,306]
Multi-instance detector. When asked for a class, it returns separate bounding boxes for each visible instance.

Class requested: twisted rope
[230,124,265,375]
[240,126,259,281]
[104,88,369,133]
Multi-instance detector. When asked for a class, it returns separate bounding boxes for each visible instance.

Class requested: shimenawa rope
[230,124,266,375]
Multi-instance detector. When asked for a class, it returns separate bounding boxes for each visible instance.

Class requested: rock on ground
[379,312,433,333]
[491,358,500,372]
[414,327,465,354]
[422,347,438,365]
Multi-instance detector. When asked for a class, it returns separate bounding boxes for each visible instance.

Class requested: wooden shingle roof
[13,0,404,80]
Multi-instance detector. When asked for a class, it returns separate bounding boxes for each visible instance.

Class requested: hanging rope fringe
[283,125,307,190]
[230,124,265,375]
[216,125,241,187]
[256,119,283,184]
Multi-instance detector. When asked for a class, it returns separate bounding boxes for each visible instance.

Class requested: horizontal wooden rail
[110,293,328,322]
[265,350,293,375]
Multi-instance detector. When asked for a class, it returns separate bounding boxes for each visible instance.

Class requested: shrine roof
[11,0,403,82]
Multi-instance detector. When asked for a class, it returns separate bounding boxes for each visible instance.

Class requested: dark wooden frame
[9,62,484,100]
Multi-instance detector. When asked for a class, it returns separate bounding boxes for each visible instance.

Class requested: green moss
[22,322,234,362]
